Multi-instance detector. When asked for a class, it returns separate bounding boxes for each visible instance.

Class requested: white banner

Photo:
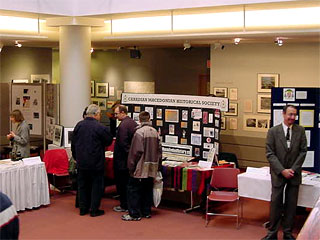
[121,93,228,111]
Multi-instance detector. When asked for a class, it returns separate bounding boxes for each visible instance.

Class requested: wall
[0,46,52,140]
[54,47,210,96]
[211,42,320,167]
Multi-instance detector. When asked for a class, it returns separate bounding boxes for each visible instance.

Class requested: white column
[59,25,91,127]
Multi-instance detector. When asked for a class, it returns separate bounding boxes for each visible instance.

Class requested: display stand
[271,87,320,173]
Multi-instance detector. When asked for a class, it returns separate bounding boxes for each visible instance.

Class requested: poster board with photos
[46,84,59,141]
[271,87,320,173]
[11,83,43,135]
[122,93,228,160]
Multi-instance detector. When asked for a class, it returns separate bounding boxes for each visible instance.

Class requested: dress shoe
[283,234,295,240]
[90,209,105,217]
[80,209,89,216]
[261,234,278,240]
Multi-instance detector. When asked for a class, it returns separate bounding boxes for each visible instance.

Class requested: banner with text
[121,93,228,111]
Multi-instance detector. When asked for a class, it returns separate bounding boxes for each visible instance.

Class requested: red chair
[43,149,71,194]
[205,168,242,228]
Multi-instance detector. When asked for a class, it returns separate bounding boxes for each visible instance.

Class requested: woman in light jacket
[7,109,30,158]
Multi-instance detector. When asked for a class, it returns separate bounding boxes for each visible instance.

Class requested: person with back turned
[71,104,113,217]
[262,105,307,240]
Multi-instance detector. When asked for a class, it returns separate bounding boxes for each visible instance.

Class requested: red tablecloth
[161,163,233,195]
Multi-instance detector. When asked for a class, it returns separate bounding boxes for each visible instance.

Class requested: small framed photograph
[221,117,226,130]
[213,87,228,98]
[31,74,50,83]
[53,125,64,146]
[91,98,106,110]
[229,88,238,101]
[229,117,238,130]
[64,127,74,148]
[257,94,271,113]
[225,102,238,116]
[165,109,179,123]
[91,81,95,97]
[96,82,109,97]
[257,73,279,93]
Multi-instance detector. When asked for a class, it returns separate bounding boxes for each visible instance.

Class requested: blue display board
[271,88,320,173]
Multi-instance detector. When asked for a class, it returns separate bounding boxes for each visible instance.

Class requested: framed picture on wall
[257,94,271,113]
[12,79,29,83]
[53,125,64,146]
[221,117,226,130]
[225,102,238,116]
[96,83,109,97]
[213,87,228,98]
[64,127,74,148]
[257,73,279,93]
[31,74,50,83]
[91,81,95,97]
[228,88,238,101]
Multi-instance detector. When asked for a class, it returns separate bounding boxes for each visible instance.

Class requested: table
[0,159,50,211]
[238,172,320,208]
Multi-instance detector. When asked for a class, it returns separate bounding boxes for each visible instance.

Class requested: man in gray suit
[263,105,307,240]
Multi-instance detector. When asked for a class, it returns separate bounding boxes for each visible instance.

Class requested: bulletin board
[11,84,43,136]
[271,87,320,173]
[121,93,229,159]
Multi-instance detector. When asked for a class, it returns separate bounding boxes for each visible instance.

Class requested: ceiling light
[15,41,22,48]
[90,48,94,53]
[275,38,283,46]
[234,38,241,45]
[0,16,39,32]
[0,42,3,52]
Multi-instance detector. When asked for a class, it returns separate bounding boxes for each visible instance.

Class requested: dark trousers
[127,177,154,218]
[78,169,104,212]
[268,181,300,237]
[114,169,129,209]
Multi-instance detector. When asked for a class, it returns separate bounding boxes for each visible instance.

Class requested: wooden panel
[0,83,10,136]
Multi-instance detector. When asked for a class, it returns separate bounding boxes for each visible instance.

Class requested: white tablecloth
[238,172,320,208]
[0,160,50,211]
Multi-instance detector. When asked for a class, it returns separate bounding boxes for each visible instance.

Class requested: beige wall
[211,42,320,167]
[53,48,210,96]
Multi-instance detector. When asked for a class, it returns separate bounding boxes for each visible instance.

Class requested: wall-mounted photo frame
[225,102,238,116]
[31,74,50,83]
[257,73,279,93]
[228,88,238,101]
[53,125,64,146]
[257,94,271,113]
[91,98,106,110]
[64,127,74,148]
[243,114,270,132]
[96,82,109,97]
[91,81,95,97]
[221,117,226,130]
[213,87,228,98]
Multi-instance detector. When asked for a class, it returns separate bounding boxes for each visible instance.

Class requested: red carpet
[18,189,308,239]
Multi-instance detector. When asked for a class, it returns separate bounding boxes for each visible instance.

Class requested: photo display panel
[122,93,228,160]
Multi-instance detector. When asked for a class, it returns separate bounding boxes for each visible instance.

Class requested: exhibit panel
[271,87,320,173]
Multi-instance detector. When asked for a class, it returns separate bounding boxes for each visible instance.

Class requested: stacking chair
[205,168,242,228]
[43,149,71,194]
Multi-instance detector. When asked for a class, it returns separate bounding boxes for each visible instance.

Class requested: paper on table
[246,167,270,175]
[22,156,42,165]
[198,160,212,169]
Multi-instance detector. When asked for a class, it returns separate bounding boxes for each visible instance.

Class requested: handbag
[153,171,163,207]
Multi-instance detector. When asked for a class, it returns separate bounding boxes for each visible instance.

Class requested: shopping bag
[153,171,163,208]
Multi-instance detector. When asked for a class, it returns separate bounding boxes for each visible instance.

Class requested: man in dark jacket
[0,192,19,239]
[71,104,113,217]
[122,111,162,221]
[263,105,307,240]
[113,104,138,212]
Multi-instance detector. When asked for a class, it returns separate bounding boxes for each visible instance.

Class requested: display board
[11,84,43,135]
[45,84,60,141]
[271,87,320,173]
[122,93,228,160]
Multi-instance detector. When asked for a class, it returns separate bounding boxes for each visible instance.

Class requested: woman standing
[6,109,30,159]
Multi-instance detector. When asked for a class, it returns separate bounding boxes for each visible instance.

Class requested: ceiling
[0,1,320,50]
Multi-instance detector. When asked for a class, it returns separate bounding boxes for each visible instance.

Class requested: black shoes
[80,209,89,216]
[283,234,295,240]
[90,209,105,217]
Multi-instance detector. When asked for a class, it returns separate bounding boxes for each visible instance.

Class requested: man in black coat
[113,104,138,212]
[72,104,113,217]
[263,105,307,240]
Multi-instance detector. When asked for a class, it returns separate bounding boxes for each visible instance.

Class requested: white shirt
[282,122,292,148]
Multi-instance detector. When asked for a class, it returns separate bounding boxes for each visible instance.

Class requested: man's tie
[286,128,290,141]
